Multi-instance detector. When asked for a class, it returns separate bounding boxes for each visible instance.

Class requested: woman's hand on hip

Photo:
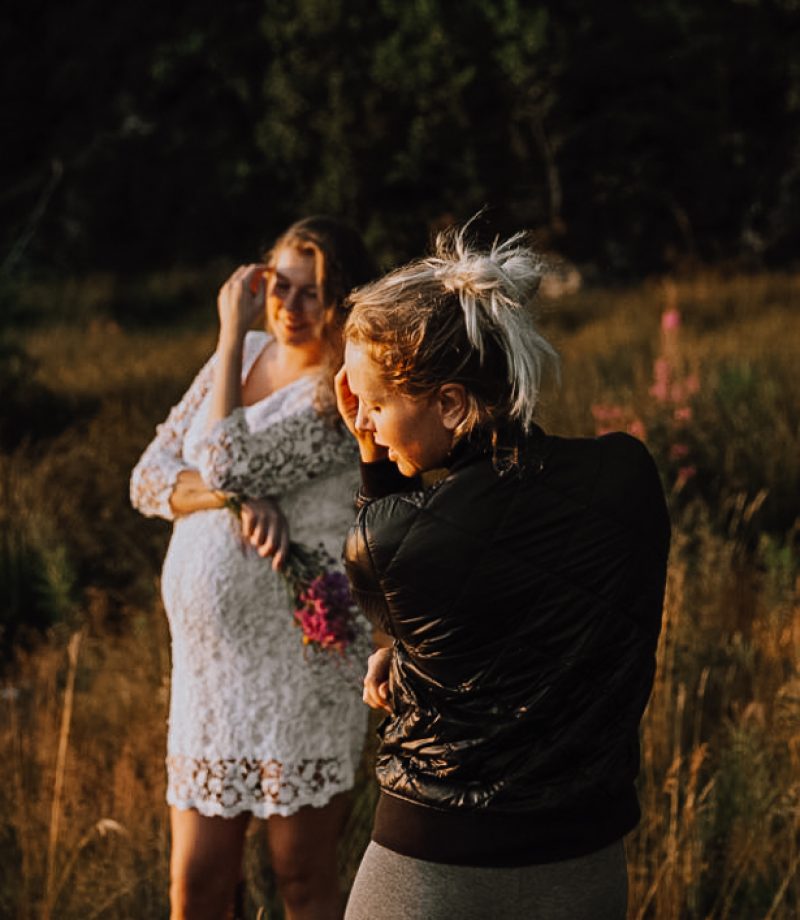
[238,497,290,571]
[217,264,267,346]
[363,646,393,713]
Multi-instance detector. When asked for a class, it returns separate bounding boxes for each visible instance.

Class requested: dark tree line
[2,0,799,278]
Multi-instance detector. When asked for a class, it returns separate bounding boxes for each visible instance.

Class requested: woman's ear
[437,383,469,432]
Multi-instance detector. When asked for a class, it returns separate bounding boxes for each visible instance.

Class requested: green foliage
[0,465,76,658]
[0,281,74,448]
[701,360,800,535]
[3,0,799,276]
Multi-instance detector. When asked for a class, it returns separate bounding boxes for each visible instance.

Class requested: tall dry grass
[1,269,798,917]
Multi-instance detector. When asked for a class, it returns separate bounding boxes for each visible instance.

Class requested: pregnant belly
[161,509,286,640]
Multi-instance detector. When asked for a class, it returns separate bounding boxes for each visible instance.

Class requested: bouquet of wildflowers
[281,542,359,655]
[223,496,358,655]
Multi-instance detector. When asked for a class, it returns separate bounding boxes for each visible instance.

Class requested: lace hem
[166,753,356,818]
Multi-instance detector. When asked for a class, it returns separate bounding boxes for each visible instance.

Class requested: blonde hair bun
[345,219,559,436]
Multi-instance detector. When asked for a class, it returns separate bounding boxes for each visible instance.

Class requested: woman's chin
[278,329,309,346]
[392,456,418,478]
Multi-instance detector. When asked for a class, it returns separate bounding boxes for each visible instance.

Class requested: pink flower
[275,542,358,656]
[650,358,672,402]
[675,465,697,491]
[591,403,632,437]
[669,443,690,461]
[591,403,625,423]
[673,406,692,423]
[627,419,647,441]
[683,373,700,396]
[661,309,681,332]
[294,571,356,654]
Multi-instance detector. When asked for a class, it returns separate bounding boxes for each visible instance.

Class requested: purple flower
[283,548,357,655]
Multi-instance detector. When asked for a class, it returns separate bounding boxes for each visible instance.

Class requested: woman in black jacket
[335,226,670,920]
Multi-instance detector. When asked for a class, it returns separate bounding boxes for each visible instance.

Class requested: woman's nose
[283,288,303,313]
[354,403,373,433]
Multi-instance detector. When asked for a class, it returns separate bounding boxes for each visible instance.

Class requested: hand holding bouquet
[223,495,358,656]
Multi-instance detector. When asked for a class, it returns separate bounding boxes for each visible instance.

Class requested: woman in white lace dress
[130,217,375,920]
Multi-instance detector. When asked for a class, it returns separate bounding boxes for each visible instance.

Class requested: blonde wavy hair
[266,216,375,422]
[344,223,559,440]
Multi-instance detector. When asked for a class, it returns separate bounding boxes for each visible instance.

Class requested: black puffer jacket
[345,427,670,865]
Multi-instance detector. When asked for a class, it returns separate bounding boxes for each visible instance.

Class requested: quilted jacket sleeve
[344,492,427,638]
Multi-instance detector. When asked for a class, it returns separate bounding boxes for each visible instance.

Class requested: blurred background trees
[2,0,799,280]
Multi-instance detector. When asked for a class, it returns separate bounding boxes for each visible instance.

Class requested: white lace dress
[130,331,369,818]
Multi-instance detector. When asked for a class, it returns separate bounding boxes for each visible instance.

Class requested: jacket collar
[446,423,548,477]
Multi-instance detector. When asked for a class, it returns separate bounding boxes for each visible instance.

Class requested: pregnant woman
[131,216,374,920]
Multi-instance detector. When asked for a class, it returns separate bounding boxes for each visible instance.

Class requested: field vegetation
[0,269,798,918]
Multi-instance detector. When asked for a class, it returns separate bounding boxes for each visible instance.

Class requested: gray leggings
[345,840,628,920]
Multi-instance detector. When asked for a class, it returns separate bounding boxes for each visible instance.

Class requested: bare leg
[267,792,351,920]
[170,806,251,920]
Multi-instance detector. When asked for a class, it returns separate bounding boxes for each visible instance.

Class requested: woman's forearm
[168,469,228,516]
[206,336,244,430]
[206,265,264,431]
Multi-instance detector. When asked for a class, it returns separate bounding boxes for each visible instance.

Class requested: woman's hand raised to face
[334,365,360,438]
[217,264,267,346]
[334,365,388,463]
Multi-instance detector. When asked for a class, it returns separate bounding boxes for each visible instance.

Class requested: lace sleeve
[130,354,216,521]
[195,404,359,499]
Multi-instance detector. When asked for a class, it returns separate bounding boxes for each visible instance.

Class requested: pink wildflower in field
[661,309,681,332]
[683,373,700,396]
[591,404,647,440]
[652,313,697,410]
[591,403,628,435]
[627,419,647,441]
[591,302,701,496]
[675,465,697,491]
[650,358,672,403]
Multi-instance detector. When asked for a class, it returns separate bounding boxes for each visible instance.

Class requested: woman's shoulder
[588,430,658,475]
[357,489,427,531]
[548,430,669,544]
[349,489,443,585]
[354,487,426,541]
[593,432,663,494]
[544,429,656,476]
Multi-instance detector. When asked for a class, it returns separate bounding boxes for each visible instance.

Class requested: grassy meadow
[1,269,799,918]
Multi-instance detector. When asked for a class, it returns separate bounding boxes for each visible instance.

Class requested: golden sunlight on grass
[1,270,798,917]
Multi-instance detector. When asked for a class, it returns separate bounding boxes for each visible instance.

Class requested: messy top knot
[345,222,559,441]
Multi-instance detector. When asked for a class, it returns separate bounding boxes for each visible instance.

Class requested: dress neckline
[241,331,321,411]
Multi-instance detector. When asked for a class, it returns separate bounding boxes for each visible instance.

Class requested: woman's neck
[271,338,325,374]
